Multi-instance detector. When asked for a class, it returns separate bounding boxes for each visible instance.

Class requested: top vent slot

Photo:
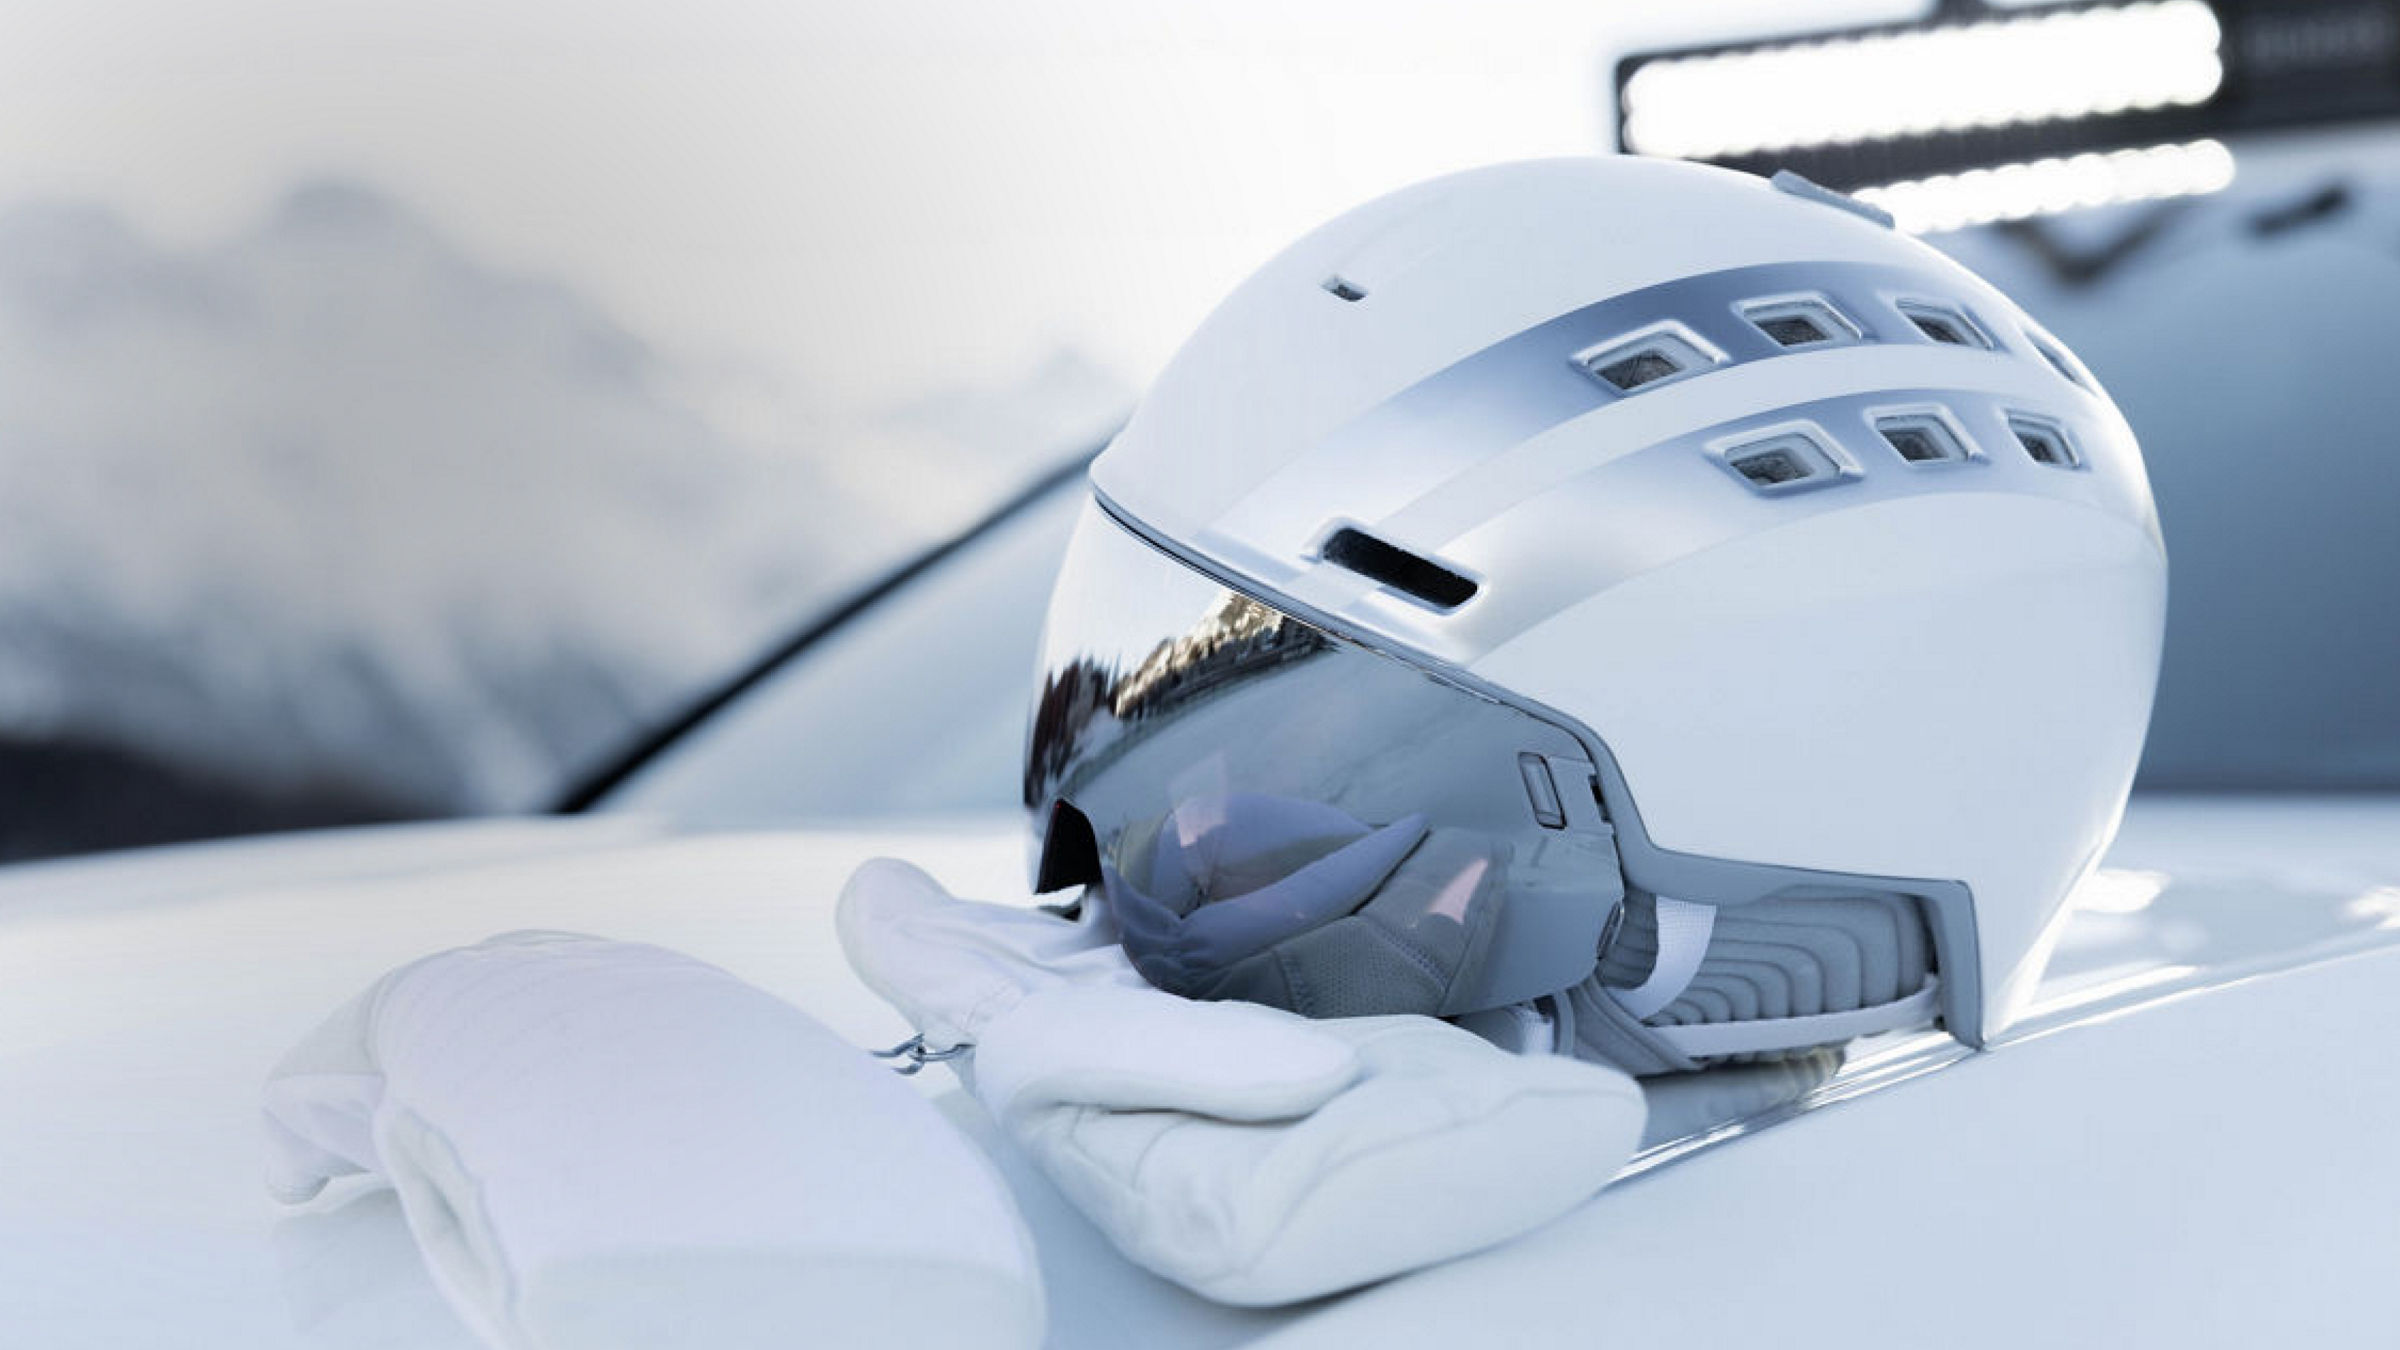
[1897,300,1991,350]
[1318,527,1478,610]
[1715,430,1848,496]
[2008,415,2082,469]
[1573,325,1722,395]
[1760,314,1831,346]
[1740,295,1862,349]
[1874,411,1970,465]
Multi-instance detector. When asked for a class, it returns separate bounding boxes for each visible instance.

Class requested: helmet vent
[1875,413,1968,465]
[1318,526,1478,610]
[1898,301,1990,350]
[1759,314,1831,346]
[1603,345,1680,389]
[2029,330,2090,391]
[1573,325,1721,394]
[2009,415,2081,469]
[1597,350,1680,390]
[1740,295,1861,348]
[1718,432,1844,494]
[1322,275,1368,303]
[1731,448,1812,486]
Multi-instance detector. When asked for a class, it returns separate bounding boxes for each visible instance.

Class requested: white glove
[262,931,1044,1350]
[837,859,1647,1307]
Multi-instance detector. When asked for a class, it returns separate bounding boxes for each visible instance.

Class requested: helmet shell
[1091,157,2166,1043]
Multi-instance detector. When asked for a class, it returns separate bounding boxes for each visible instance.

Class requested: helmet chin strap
[1605,897,1716,1020]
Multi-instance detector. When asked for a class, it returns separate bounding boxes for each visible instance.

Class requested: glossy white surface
[1100,158,1983,549]
[1089,157,2165,1045]
[1,795,2395,1347]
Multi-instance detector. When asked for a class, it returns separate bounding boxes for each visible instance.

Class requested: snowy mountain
[0,181,1125,856]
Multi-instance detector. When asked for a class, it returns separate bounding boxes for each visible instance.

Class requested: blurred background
[3,0,2395,861]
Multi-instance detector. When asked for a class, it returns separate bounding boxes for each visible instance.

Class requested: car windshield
[588,463,1090,824]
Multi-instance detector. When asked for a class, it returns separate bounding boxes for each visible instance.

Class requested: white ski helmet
[1024,156,2164,1055]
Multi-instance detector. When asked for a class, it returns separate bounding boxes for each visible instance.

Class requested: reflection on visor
[1024,500,1625,1016]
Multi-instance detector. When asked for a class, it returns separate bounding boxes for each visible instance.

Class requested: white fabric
[262,931,1044,1350]
[973,985,1359,1124]
[1607,896,1717,1020]
[837,858,1648,1307]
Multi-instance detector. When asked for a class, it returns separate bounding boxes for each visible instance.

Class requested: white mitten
[837,859,1646,1307]
[263,931,1044,1350]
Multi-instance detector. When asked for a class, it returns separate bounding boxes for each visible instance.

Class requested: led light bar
[1853,138,2237,231]
[1623,2,2224,161]
[1614,0,2400,220]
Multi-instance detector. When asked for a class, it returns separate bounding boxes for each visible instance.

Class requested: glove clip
[871,1033,972,1076]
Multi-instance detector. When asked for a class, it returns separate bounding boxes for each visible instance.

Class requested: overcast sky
[0,0,1913,423]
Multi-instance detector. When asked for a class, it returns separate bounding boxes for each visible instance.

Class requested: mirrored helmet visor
[1024,498,1622,1017]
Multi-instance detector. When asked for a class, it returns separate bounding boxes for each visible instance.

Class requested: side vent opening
[1322,275,1368,302]
[1875,413,1970,465]
[2009,416,2081,469]
[1718,432,1844,495]
[1319,527,1478,610]
[1897,301,1990,350]
[2029,330,2091,391]
[1573,326,1720,394]
[1740,295,1862,348]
